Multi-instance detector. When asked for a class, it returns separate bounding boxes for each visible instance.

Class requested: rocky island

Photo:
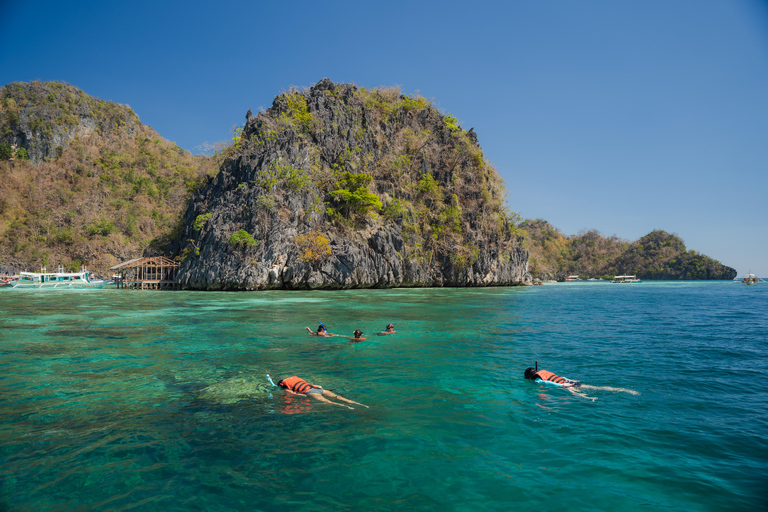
[170,78,529,289]
[0,79,737,284]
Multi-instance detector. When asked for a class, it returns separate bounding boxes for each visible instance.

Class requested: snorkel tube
[266,374,277,387]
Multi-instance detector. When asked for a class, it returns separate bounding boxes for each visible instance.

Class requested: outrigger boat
[740,273,762,285]
[11,266,114,289]
[611,275,642,283]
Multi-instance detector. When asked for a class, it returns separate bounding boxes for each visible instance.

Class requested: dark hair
[524,367,537,380]
[353,329,363,338]
[317,325,326,332]
[277,379,285,388]
[386,323,394,329]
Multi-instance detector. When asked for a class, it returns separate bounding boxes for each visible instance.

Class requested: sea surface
[1,281,766,511]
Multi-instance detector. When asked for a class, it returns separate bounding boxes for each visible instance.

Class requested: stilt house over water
[110,257,181,290]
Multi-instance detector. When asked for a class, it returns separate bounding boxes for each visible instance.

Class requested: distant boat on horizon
[611,275,642,283]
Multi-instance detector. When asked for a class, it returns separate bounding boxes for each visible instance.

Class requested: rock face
[1,81,139,162]
[198,377,274,404]
[172,79,529,289]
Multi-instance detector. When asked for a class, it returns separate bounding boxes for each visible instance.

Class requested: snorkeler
[350,329,366,342]
[524,367,580,388]
[376,323,396,336]
[524,364,639,400]
[276,376,368,409]
[306,325,328,336]
[305,323,340,337]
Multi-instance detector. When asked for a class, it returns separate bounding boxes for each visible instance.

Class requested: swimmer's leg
[579,384,640,396]
[567,387,597,401]
[322,389,368,408]
[308,392,354,409]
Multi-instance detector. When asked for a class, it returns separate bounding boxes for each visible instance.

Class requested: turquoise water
[1,282,766,511]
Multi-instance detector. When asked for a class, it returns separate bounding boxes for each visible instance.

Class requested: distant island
[521,220,736,281]
[0,79,736,286]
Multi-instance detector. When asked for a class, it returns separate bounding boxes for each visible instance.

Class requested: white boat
[611,275,642,283]
[11,266,114,289]
[740,273,761,285]
[565,275,581,281]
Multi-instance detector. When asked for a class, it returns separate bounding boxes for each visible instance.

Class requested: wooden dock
[110,256,181,290]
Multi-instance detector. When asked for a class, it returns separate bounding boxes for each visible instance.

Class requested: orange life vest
[534,370,566,384]
[280,376,315,393]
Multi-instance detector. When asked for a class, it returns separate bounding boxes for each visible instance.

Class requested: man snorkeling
[276,375,368,409]
[524,367,580,388]
[524,364,639,400]
[305,324,339,336]
[350,329,366,342]
[376,323,396,336]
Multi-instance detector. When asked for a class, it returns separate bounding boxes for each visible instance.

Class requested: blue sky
[2,0,767,276]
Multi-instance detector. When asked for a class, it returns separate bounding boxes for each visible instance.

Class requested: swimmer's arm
[561,377,582,388]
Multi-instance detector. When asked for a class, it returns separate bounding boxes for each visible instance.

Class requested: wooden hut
[110,256,181,290]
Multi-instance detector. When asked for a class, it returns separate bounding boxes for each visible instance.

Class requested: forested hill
[0,81,218,274]
[521,220,736,281]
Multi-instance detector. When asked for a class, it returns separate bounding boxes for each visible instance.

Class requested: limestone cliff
[0,81,140,162]
[172,79,529,289]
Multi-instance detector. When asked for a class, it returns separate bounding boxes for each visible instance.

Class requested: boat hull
[11,280,114,289]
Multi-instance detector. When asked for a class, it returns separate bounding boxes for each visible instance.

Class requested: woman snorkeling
[276,375,368,409]
[524,364,639,400]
